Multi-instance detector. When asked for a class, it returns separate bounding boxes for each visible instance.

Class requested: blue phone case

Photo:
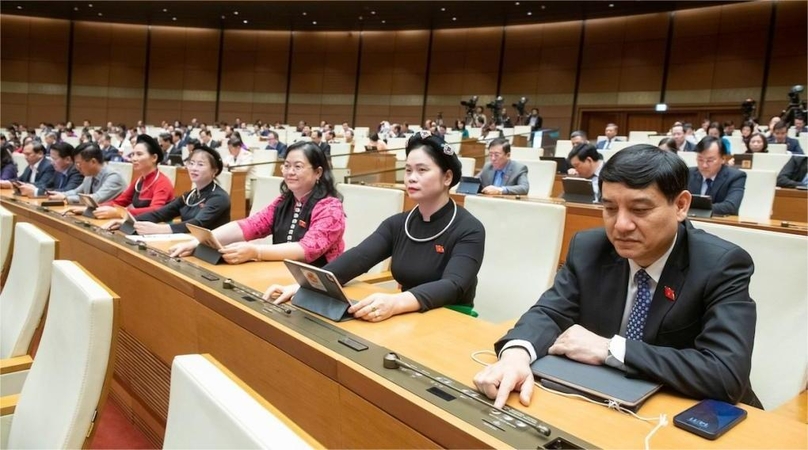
[674,399,747,440]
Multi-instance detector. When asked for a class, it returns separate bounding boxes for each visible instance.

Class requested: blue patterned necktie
[626,269,652,341]
[493,170,504,187]
[704,178,713,196]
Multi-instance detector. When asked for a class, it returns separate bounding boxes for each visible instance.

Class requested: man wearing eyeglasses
[477,137,529,195]
[687,136,746,215]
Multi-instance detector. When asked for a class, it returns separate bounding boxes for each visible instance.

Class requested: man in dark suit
[18,142,84,196]
[768,121,805,154]
[312,130,331,159]
[477,137,529,195]
[264,130,288,158]
[671,125,695,152]
[777,155,808,188]
[473,145,760,408]
[687,136,746,215]
[19,141,55,187]
[99,132,122,162]
[199,129,220,150]
[160,133,181,165]
[596,123,622,149]
[794,116,807,136]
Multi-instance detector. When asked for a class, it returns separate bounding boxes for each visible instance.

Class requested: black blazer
[496,223,760,407]
[687,165,746,216]
[20,157,55,188]
[34,164,84,195]
[777,155,808,188]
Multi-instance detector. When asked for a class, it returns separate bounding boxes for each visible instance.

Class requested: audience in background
[687,136,745,216]
[768,121,805,154]
[478,137,529,196]
[49,143,127,206]
[596,123,621,149]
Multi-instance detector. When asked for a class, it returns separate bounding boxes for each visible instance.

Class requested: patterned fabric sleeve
[236,195,284,241]
[298,196,346,263]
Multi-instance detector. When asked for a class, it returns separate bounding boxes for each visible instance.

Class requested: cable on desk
[470,348,668,450]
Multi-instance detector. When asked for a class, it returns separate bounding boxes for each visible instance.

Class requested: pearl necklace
[404,200,457,243]
[134,170,160,194]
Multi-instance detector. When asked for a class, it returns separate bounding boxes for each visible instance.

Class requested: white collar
[628,233,678,285]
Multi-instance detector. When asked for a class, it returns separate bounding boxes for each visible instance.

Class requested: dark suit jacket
[496,223,760,406]
[679,141,695,152]
[478,160,530,195]
[777,155,808,188]
[596,138,623,149]
[318,142,331,159]
[102,145,122,162]
[687,165,746,216]
[20,157,55,188]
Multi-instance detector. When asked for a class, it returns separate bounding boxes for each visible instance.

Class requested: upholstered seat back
[163,354,313,449]
[0,223,56,359]
[0,206,13,276]
[7,260,115,449]
[464,196,566,322]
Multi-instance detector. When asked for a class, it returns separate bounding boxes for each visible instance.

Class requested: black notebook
[531,355,662,411]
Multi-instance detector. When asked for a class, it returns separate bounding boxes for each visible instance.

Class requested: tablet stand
[292,288,352,322]
[193,243,224,265]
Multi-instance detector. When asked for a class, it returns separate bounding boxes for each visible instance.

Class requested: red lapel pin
[435,244,445,254]
[664,286,676,301]
[299,220,308,229]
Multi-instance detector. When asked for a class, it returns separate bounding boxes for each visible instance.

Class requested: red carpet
[89,400,156,449]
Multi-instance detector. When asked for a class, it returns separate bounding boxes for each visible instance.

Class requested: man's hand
[547,324,610,365]
[473,348,534,409]
[481,186,505,195]
[567,167,579,176]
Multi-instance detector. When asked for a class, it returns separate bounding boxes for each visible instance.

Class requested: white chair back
[330,143,352,170]
[522,160,557,199]
[459,157,476,177]
[0,206,13,275]
[216,171,233,195]
[463,196,565,322]
[749,153,791,173]
[598,149,620,162]
[691,222,808,410]
[354,127,370,139]
[63,136,80,147]
[107,161,133,186]
[468,127,482,139]
[0,223,56,359]
[6,260,115,449]
[727,136,746,155]
[387,138,408,161]
[678,151,698,167]
[12,153,26,177]
[352,138,370,154]
[609,141,635,151]
[252,149,277,179]
[250,177,284,216]
[337,184,404,274]
[158,165,178,187]
[738,169,777,222]
[510,147,541,161]
[768,143,787,154]
[163,354,314,449]
[628,131,654,143]
[554,140,572,158]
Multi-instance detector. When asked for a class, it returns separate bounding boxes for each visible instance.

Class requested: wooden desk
[173,168,247,220]
[3,194,806,449]
[552,175,808,223]
[347,152,397,184]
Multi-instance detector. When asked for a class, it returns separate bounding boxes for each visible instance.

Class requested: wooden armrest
[354,271,395,284]
[0,355,33,375]
[0,394,19,415]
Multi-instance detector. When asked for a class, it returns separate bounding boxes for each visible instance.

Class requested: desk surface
[2,192,806,449]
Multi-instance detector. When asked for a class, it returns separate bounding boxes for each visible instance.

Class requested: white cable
[470,348,668,450]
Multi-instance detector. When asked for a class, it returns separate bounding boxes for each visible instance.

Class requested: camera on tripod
[780,85,807,127]
[512,97,528,117]
[486,96,504,124]
[741,99,757,122]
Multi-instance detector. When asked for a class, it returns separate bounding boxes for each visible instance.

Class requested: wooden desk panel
[3,194,806,449]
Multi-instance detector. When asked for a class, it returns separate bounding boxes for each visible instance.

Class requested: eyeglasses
[696,157,719,165]
[185,160,209,169]
[489,152,505,158]
[282,163,311,173]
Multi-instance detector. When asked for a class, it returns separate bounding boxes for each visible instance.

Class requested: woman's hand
[134,221,171,235]
[169,239,199,257]
[263,284,299,304]
[93,206,123,219]
[348,293,401,322]
[219,242,258,264]
[101,219,123,231]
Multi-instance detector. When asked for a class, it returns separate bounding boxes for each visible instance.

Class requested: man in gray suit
[477,137,529,195]
[48,142,126,206]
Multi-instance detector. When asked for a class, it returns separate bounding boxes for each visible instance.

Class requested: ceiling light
[371,11,376,15]
[88,3,93,7]
[382,20,386,24]
[97,12,102,16]
[233,11,239,15]
[16,5,22,9]
[609,3,614,7]
[359,16,363,20]
[302,12,307,16]
[515,1,520,5]
[243,19,248,24]
[172,17,177,21]
[312,21,317,25]
[221,15,226,19]
[452,17,457,21]
[541,5,546,9]
[163,8,168,12]
[441,7,446,11]
[527,11,532,16]
[73,6,79,10]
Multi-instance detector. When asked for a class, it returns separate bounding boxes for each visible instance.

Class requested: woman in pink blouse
[169,141,345,266]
